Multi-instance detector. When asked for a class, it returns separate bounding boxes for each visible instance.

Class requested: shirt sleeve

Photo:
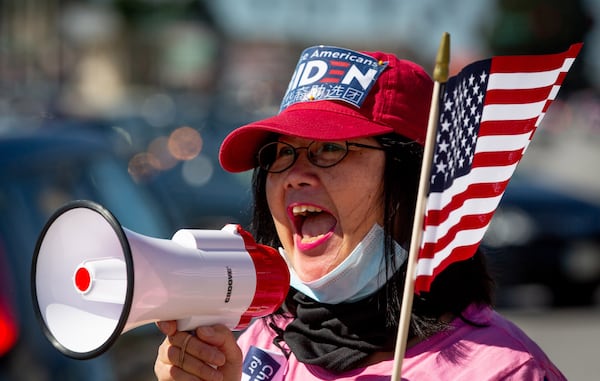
[500,358,567,381]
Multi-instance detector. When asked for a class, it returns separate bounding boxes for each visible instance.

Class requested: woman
[154,46,566,380]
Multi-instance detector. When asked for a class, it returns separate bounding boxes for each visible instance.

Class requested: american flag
[414,43,583,294]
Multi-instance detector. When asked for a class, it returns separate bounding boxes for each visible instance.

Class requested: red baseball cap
[219,46,433,173]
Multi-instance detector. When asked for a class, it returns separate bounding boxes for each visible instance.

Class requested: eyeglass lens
[258,141,349,173]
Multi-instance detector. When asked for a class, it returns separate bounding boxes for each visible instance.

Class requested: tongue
[301,213,336,239]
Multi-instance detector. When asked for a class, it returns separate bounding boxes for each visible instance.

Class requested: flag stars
[465,145,472,157]
[444,99,453,111]
[460,118,471,133]
[436,161,447,174]
[440,119,451,132]
[448,157,455,170]
[466,95,473,107]
[432,61,490,189]
[479,71,488,83]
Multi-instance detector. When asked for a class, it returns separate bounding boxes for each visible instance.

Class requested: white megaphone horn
[31,200,290,360]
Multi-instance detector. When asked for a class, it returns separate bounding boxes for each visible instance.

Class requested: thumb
[156,320,178,336]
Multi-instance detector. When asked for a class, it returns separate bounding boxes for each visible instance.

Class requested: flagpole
[390,32,450,381]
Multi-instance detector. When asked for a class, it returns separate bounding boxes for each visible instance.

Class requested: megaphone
[31,200,289,360]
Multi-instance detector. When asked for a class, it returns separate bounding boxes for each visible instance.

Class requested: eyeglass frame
[256,140,386,173]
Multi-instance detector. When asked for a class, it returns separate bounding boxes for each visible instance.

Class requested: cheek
[351,181,384,222]
[265,177,275,212]
[265,176,290,235]
[265,176,281,218]
[333,164,385,226]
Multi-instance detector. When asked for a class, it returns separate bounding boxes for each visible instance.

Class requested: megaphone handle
[176,315,240,332]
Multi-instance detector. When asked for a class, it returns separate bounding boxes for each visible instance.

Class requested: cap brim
[219,102,394,172]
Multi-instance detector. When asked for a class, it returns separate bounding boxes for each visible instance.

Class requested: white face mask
[281,224,407,304]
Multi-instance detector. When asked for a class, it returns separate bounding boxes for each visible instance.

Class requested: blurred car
[142,125,253,231]
[49,108,256,232]
[0,127,175,381]
[483,176,600,308]
[102,108,255,231]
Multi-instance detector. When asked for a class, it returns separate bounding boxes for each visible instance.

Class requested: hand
[154,321,243,381]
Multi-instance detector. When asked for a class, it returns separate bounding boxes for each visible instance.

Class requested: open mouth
[290,204,337,250]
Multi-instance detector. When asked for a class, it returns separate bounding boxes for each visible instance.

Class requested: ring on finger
[179,333,193,369]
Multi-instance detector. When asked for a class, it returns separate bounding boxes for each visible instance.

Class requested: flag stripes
[414,43,582,293]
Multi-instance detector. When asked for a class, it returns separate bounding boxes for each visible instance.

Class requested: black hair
[249,133,494,341]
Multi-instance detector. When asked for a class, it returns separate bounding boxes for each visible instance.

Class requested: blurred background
[0,0,598,380]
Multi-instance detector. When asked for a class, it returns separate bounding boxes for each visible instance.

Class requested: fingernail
[157,321,171,333]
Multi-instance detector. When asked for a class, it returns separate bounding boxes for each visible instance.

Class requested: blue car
[0,127,173,380]
[483,176,600,308]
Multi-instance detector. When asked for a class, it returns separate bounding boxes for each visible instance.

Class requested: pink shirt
[237,304,566,380]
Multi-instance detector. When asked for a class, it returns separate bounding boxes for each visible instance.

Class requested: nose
[283,149,317,188]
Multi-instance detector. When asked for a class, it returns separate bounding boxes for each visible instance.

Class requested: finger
[194,325,239,347]
[156,320,178,336]
[157,331,224,381]
[155,359,201,381]
[155,337,199,381]
[195,326,233,366]
[179,333,194,368]
[164,332,225,381]
[181,329,227,367]
[195,325,243,381]
[197,325,242,361]
[161,332,199,369]
[176,348,225,381]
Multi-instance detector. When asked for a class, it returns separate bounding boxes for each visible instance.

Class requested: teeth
[300,233,326,243]
[292,205,322,216]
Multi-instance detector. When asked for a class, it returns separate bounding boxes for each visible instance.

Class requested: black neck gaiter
[281,287,399,374]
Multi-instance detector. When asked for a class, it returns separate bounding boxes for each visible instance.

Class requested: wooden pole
[390,32,450,381]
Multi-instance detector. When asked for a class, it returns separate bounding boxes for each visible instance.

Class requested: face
[265,136,386,282]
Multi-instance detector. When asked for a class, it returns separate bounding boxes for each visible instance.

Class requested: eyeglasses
[256,140,385,173]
